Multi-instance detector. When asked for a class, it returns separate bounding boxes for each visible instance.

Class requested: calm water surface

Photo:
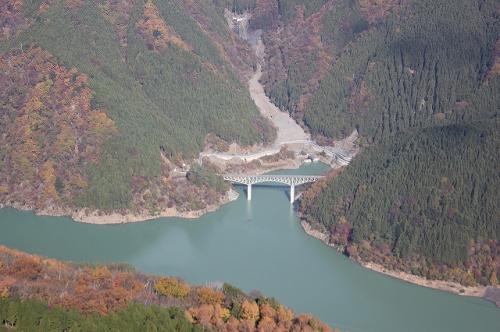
[0,164,498,332]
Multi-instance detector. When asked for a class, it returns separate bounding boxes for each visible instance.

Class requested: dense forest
[300,120,499,286]
[0,0,275,212]
[0,245,336,331]
[250,0,500,286]
[255,0,497,139]
[304,0,498,141]
[0,299,202,332]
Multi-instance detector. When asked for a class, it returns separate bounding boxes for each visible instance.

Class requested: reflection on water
[245,199,252,221]
[0,163,498,332]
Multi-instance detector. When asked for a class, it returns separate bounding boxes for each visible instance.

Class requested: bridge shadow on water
[238,185,296,224]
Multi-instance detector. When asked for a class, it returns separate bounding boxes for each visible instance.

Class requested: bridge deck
[222,174,324,186]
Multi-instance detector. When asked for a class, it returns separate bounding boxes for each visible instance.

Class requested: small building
[305,155,320,163]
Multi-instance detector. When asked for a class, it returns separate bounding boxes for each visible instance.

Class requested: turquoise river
[0,164,498,331]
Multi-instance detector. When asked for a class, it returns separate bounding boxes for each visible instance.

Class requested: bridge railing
[222,174,324,186]
[221,174,324,202]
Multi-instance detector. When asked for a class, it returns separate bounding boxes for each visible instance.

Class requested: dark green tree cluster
[187,165,229,193]
[264,35,320,113]
[278,0,329,22]
[0,298,203,332]
[320,0,367,55]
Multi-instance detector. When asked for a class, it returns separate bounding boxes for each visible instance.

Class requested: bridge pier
[290,184,295,204]
[247,183,252,201]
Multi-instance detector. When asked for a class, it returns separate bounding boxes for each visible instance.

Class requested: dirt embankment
[6,189,239,225]
[249,66,310,144]
[200,65,313,165]
[72,189,240,224]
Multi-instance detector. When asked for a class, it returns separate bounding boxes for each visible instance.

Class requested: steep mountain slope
[0,245,336,331]
[0,0,275,213]
[253,0,497,139]
[304,0,498,141]
[244,0,499,287]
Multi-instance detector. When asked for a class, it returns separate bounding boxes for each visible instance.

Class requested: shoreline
[74,188,240,224]
[68,156,319,224]
[3,189,239,225]
[300,220,497,302]
[0,155,315,225]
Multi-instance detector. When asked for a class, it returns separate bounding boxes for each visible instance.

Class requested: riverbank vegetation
[0,0,275,213]
[0,245,336,331]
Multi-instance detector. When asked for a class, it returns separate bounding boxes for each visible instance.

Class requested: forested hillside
[301,120,499,285]
[0,245,336,331]
[0,0,275,212]
[273,0,499,286]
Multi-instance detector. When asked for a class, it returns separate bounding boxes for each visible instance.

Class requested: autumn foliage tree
[196,287,224,305]
[154,277,190,299]
[136,0,191,52]
[40,160,58,202]
[0,0,25,40]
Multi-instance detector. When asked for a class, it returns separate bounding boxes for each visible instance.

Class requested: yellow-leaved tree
[490,272,498,286]
[196,287,224,305]
[154,277,190,298]
[240,300,259,322]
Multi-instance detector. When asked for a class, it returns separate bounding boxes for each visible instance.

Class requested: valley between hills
[0,1,499,331]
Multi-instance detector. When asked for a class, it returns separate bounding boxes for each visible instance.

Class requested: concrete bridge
[222,174,324,203]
